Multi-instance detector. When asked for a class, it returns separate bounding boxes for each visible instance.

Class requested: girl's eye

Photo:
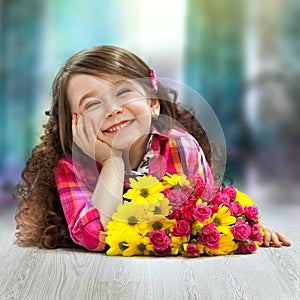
[85,99,101,110]
[117,88,131,97]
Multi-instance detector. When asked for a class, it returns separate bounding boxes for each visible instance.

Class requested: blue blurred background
[1,0,300,208]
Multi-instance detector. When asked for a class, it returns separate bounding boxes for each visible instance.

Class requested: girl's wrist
[100,155,124,167]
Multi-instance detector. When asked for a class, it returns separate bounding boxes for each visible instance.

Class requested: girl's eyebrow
[114,79,134,87]
[78,91,98,109]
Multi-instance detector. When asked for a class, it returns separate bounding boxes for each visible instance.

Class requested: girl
[15,45,290,251]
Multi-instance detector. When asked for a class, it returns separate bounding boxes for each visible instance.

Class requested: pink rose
[193,204,212,222]
[180,204,196,223]
[201,187,214,201]
[222,185,236,200]
[202,222,215,234]
[211,192,230,206]
[231,219,251,240]
[172,220,191,237]
[181,185,194,198]
[250,224,263,242]
[198,222,220,249]
[228,201,243,217]
[149,230,171,252]
[164,189,187,210]
[244,206,259,222]
[238,240,257,254]
[186,244,201,256]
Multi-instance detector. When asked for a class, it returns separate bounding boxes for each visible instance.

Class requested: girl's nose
[106,106,124,118]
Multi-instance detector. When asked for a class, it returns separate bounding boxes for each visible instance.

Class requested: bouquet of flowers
[105,174,264,257]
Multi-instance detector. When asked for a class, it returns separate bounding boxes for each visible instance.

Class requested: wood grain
[1,205,299,300]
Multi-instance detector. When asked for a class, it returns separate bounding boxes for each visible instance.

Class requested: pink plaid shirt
[54,127,213,251]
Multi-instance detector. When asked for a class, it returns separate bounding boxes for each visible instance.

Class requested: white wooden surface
[0,204,299,300]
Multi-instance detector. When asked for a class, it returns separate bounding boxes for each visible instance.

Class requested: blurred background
[1,0,299,210]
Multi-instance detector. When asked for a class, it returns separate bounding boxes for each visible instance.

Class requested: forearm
[91,156,125,229]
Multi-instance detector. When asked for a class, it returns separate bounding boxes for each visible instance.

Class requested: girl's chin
[112,136,145,151]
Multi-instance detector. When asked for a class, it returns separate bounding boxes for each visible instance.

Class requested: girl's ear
[150,98,160,119]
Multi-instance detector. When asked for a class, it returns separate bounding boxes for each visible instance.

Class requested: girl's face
[67,73,159,150]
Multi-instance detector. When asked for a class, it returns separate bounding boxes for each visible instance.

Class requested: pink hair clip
[150,69,158,93]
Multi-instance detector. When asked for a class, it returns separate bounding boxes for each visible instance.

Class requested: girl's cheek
[85,111,106,132]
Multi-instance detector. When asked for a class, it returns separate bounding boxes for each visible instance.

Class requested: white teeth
[106,120,132,133]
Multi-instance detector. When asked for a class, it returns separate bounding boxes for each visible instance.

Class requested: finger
[73,114,89,150]
[275,231,291,246]
[96,130,109,147]
[84,117,97,145]
[271,232,281,248]
[96,129,104,141]
[75,114,87,140]
[72,114,77,137]
[263,230,271,247]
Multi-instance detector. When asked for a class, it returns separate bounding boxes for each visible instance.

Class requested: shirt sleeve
[54,158,106,251]
[174,136,214,185]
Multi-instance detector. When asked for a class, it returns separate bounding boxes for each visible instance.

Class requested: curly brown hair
[15,45,213,249]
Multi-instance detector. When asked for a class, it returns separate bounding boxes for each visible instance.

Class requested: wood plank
[1,206,299,300]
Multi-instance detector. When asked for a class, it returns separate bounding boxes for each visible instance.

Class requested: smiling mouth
[104,120,134,133]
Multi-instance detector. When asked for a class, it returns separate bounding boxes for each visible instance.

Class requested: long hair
[15,45,212,249]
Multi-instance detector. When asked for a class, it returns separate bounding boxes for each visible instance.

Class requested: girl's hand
[261,223,291,247]
[72,114,122,165]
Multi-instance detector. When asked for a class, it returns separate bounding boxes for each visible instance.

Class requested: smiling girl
[15,45,290,251]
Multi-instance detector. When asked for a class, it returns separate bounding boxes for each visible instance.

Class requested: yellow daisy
[155,197,172,216]
[112,201,147,224]
[235,188,255,208]
[123,176,165,204]
[170,236,189,255]
[205,232,238,255]
[211,205,236,234]
[162,173,190,188]
[106,225,143,256]
[141,198,172,222]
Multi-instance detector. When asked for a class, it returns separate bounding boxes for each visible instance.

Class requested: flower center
[152,221,163,230]
[119,242,129,251]
[140,188,149,198]
[128,216,138,225]
[214,218,221,227]
[154,206,161,214]
[137,244,146,251]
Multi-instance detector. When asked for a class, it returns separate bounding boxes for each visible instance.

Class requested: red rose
[202,222,215,234]
[228,201,243,216]
[186,244,201,256]
[198,222,220,249]
[209,203,219,214]
[172,220,191,237]
[170,209,182,221]
[250,224,263,242]
[244,206,259,222]
[231,219,251,240]
[222,185,236,200]
[149,230,171,252]
[195,179,206,197]
[238,240,257,254]
[185,196,198,206]
[180,204,196,223]
[211,192,230,206]
[193,204,212,222]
